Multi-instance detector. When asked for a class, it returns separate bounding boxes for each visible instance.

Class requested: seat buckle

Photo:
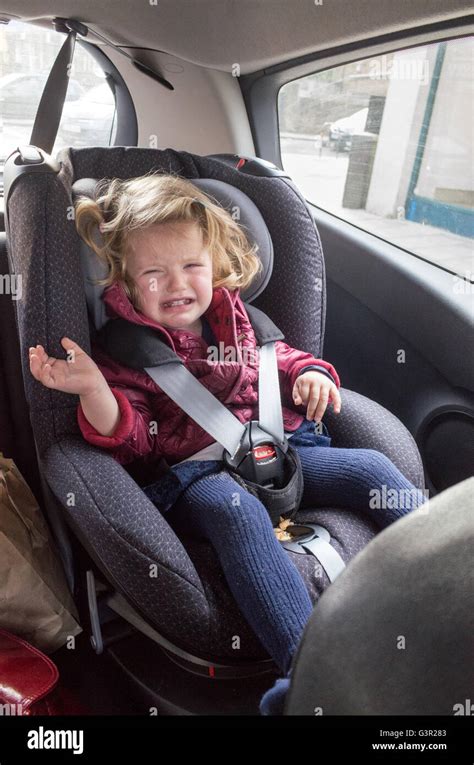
[223,420,287,488]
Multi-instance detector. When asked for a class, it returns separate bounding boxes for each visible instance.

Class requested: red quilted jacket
[77,282,340,466]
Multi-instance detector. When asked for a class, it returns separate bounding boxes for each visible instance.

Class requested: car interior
[0,0,473,726]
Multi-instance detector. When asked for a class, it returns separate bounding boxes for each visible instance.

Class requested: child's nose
[168,272,188,290]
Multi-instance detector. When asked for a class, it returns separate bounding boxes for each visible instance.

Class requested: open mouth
[161,298,195,310]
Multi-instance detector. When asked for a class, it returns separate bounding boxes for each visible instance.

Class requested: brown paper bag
[0,453,82,653]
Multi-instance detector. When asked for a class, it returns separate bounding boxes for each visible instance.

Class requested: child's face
[126,221,214,333]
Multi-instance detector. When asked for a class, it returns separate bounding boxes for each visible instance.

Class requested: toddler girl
[29,172,428,714]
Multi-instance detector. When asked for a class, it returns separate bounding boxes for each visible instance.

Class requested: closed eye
[143,264,201,275]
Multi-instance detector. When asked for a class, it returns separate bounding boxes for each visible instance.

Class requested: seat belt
[98,315,295,506]
[98,315,290,489]
[27,14,174,156]
[281,524,346,582]
[29,29,77,154]
[143,341,284,460]
[96,314,345,567]
[146,346,346,576]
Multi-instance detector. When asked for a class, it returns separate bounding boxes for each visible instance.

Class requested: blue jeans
[143,419,427,674]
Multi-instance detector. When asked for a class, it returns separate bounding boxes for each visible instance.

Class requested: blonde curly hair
[74,170,263,309]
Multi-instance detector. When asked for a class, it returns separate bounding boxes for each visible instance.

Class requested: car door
[240,20,474,498]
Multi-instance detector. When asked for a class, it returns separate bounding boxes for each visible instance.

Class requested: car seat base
[106,632,280,716]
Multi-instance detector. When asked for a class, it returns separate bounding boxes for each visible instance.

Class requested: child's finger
[312,387,328,423]
[29,353,41,379]
[38,362,51,386]
[61,337,83,353]
[29,351,47,375]
[35,344,47,361]
[305,385,321,420]
[41,363,57,388]
[296,379,311,404]
[61,337,86,363]
[292,383,303,405]
[35,345,51,367]
[330,385,342,414]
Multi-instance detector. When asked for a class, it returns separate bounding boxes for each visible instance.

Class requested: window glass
[279,38,474,279]
[0,20,117,177]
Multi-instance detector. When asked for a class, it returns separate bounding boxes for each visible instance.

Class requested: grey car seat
[4,144,426,677]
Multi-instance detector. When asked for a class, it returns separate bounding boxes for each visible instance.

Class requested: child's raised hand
[29,338,105,398]
[292,371,341,423]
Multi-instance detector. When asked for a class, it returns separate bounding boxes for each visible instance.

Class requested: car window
[81,84,115,104]
[278,37,473,279]
[66,79,84,101]
[0,20,117,180]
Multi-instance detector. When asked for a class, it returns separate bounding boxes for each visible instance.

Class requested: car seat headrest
[72,176,274,331]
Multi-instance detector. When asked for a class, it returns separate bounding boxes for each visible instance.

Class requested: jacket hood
[101,281,241,352]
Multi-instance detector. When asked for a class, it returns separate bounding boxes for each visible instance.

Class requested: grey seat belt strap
[301,524,345,581]
[300,537,346,582]
[258,343,285,445]
[282,524,346,581]
[144,363,245,458]
[30,31,77,154]
[144,341,285,459]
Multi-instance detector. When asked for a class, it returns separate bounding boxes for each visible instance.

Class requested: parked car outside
[0,72,84,121]
[321,107,369,152]
[57,82,116,147]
